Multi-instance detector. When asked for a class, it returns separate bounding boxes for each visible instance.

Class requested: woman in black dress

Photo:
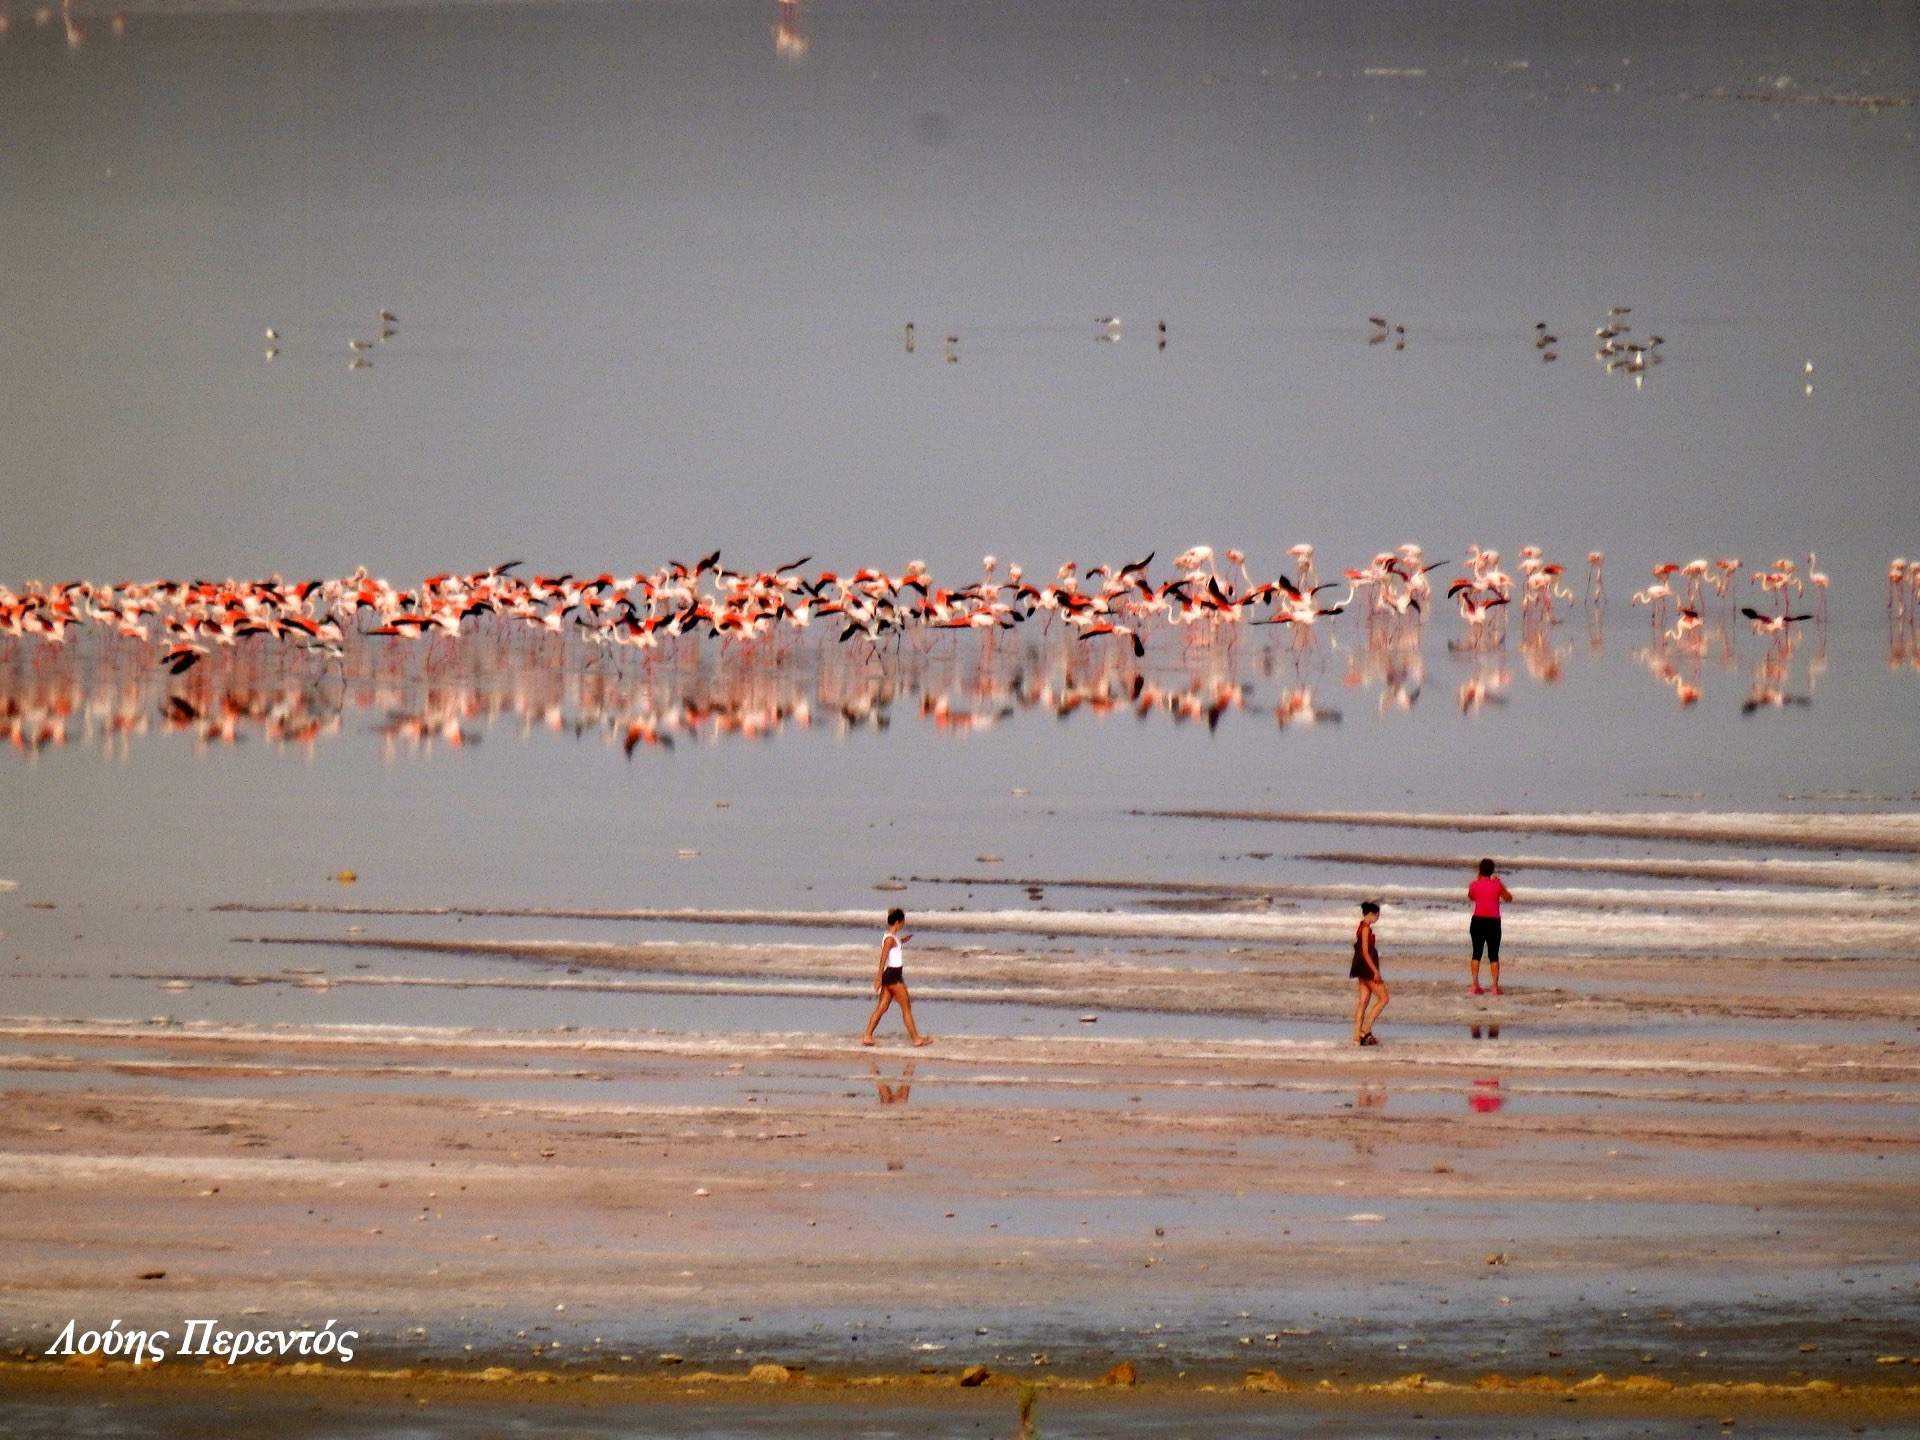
[1350,901,1388,1046]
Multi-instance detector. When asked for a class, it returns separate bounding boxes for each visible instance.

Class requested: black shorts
[881,967,904,988]
[1470,915,1502,963]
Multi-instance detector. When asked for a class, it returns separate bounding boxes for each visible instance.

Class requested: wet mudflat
[1,1010,1916,1386]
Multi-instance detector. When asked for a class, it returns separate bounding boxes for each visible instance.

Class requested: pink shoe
[1470,985,1484,996]
[1490,986,1503,996]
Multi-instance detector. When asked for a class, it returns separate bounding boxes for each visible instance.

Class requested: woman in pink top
[1467,858,1513,995]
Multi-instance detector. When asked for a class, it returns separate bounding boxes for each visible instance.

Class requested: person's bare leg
[1353,984,1369,1043]
[1470,955,1482,993]
[1364,982,1390,1037]
[1488,960,1501,994]
[896,986,931,1046]
[862,991,894,1045]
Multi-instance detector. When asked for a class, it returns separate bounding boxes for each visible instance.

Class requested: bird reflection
[0,623,1316,757]
[773,0,806,59]
[1741,623,1816,714]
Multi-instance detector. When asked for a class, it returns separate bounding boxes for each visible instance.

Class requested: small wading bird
[1367,315,1405,348]
[1595,308,1664,383]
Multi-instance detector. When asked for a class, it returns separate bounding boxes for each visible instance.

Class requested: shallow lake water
[4,608,1916,1028]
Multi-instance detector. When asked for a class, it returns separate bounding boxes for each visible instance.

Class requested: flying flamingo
[1740,606,1816,636]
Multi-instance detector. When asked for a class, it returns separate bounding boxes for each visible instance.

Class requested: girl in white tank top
[862,907,930,1047]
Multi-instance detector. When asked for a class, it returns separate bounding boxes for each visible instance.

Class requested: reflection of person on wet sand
[862,907,931,1047]
[870,1058,916,1104]
[1350,900,1387,1046]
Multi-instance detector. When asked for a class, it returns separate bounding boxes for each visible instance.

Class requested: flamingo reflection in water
[1888,559,1920,673]
[772,0,806,58]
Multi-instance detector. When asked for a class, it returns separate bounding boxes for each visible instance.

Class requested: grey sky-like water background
[4,0,1918,582]
[3,1,1920,1009]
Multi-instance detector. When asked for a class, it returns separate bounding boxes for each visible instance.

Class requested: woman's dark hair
[887,907,906,926]
[1360,901,1381,916]
[1478,858,1496,878]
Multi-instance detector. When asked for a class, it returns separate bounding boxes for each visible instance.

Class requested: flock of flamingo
[0,544,1837,663]
[0,543,1887,756]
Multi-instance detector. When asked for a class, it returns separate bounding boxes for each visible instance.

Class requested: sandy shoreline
[2,1009,1916,1394]
[211,929,1920,1031]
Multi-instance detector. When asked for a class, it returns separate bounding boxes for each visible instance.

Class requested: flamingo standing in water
[1288,543,1316,595]
[1711,558,1744,599]
[1630,581,1674,626]
[1679,559,1711,611]
[1806,553,1829,617]
[1666,607,1706,650]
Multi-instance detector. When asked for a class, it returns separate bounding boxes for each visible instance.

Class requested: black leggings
[1470,915,1502,963]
